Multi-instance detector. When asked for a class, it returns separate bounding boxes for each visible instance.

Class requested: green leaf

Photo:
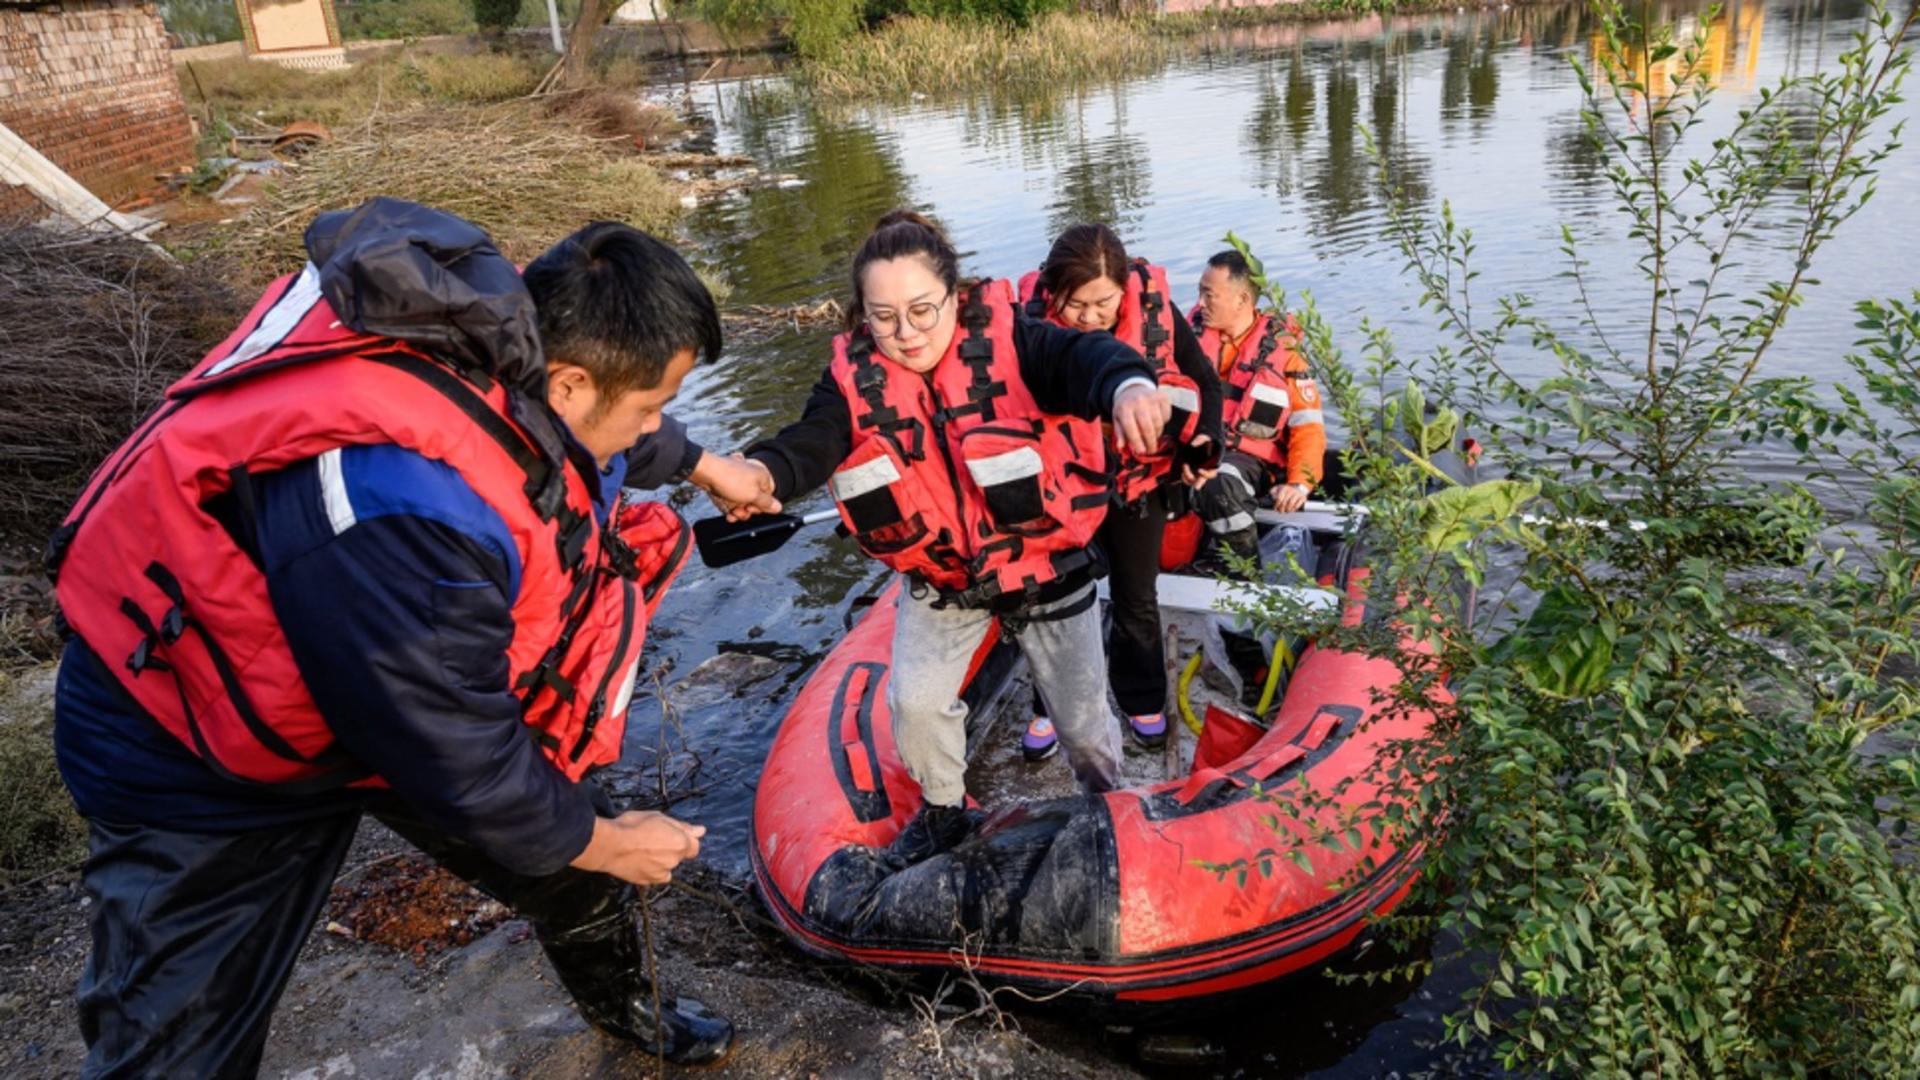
[1417,479,1542,552]
[1423,407,1460,455]
[1489,585,1616,699]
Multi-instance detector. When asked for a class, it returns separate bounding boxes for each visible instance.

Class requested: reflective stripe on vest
[831,453,904,501]
[964,445,1045,488]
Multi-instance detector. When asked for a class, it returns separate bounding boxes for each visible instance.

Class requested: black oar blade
[693,513,805,568]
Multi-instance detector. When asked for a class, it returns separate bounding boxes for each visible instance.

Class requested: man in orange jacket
[1190,250,1327,563]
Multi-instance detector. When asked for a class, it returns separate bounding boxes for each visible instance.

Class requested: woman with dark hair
[1016,224,1224,755]
[727,210,1171,867]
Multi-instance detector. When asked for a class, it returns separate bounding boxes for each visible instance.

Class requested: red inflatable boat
[750,516,1443,1002]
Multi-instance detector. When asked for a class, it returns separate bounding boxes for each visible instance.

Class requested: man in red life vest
[48,200,775,1076]
[1190,250,1328,564]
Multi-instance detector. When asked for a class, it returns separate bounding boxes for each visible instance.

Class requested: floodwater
[622,0,1920,1074]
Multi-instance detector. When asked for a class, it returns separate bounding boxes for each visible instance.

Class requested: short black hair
[523,221,722,398]
[1206,249,1252,283]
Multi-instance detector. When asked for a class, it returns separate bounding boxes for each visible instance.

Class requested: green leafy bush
[336,0,476,40]
[786,0,866,59]
[473,0,525,34]
[1215,2,1920,1074]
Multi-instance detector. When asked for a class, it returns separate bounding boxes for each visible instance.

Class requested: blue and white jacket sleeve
[251,444,596,876]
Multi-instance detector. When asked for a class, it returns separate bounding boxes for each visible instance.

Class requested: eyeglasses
[866,290,952,338]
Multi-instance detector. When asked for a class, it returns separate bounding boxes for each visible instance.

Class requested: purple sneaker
[1128,712,1169,749]
[1022,716,1059,762]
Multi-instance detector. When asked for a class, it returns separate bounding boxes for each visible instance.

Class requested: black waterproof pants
[1034,487,1173,720]
[1195,450,1276,562]
[1101,487,1173,716]
[75,794,635,1080]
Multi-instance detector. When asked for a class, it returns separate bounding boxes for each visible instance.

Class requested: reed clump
[180,50,551,128]
[801,13,1169,98]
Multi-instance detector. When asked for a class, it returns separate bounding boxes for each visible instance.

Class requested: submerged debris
[722,298,846,342]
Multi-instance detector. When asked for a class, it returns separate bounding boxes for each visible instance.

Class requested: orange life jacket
[1017,261,1200,503]
[48,270,689,791]
[1190,306,1309,471]
[826,279,1111,607]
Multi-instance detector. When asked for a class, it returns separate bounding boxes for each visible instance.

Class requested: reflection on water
[1597,0,1769,98]
[632,0,1918,1072]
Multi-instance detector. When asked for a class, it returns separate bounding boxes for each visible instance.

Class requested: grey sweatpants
[889,578,1123,807]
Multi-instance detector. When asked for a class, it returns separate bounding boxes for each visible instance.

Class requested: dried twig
[0,223,245,547]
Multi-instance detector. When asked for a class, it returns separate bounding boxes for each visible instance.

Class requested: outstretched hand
[694,452,780,522]
[1112,382,1172,457]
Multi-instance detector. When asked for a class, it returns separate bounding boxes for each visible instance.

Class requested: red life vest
[1191,306,1306,471]
[47,269,689,791]
[826,279,1111,606]
[1017,261,1200,503]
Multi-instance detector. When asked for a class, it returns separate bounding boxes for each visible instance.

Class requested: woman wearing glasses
[1015,224,1223,758]
[732,210,1170,867]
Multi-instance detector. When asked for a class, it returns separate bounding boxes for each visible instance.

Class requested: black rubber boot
[538,902,736,1068]
[883,801,982,869]
[1192,531,1262,579]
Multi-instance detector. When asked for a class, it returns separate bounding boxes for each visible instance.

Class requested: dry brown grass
[0,665,85,886]
[538,88,687,149]
[216,104,685,288]
[179,50,550,128]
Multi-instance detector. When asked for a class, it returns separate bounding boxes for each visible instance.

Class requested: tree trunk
[561,0,607,89]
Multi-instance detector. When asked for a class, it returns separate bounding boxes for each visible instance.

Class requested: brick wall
[0,1,194,218]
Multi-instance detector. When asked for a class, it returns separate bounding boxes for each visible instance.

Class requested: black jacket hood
[304,197,547,397]
[304,198,576,519]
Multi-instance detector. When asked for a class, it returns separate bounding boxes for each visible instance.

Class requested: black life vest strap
[849,336,928,462]
[1244,319,1282,379]
[640,517,693,603]
[1023,272,1050,320]
[1003,579,1099,631]
[935,547,1096,612]
[119,560,371,791]
[515,664,578,705]
[363,350,566,525]
[516,567,601,718]
[1133,263,1170,368]
[948,285,1007,423]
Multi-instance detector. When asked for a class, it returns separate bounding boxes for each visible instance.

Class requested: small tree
[1214,1,1920,1074]
[474,0,524,36]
